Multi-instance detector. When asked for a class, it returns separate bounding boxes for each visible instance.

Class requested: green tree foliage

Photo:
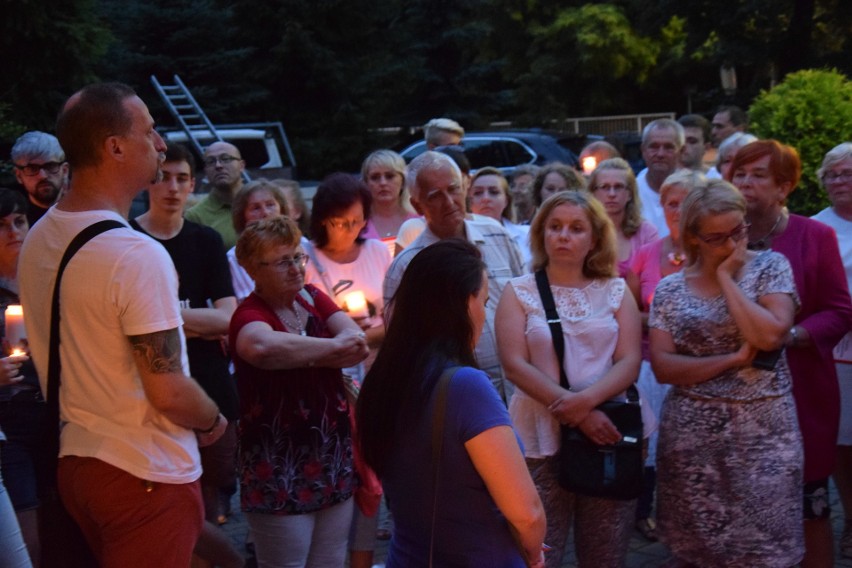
[95,0,262,121]
[749,69,852,215]
[496,2,688,122]
[1,0,111,131]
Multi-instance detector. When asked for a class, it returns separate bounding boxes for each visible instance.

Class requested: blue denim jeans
[0,456,33,567]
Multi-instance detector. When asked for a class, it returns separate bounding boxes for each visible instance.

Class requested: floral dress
[649,251,804,566]
[229,285,355,515]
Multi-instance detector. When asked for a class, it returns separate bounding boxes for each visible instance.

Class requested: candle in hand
[5,305,26,347]
[344,291,369,319]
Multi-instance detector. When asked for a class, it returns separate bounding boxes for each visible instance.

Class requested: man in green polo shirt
[185,141,245,249]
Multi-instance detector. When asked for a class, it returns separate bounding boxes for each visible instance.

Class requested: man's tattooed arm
[128,328,183,374]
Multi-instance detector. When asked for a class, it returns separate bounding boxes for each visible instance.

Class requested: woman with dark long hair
[357,239,545,567]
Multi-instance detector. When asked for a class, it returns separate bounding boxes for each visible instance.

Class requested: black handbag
[534,270,644,500]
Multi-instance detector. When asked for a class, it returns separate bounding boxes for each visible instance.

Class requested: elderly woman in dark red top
[728,139,852,567]
[230,216,369,567]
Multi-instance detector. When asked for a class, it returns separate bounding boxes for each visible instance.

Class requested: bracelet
[195,412,221,435]
[789,326,799,347]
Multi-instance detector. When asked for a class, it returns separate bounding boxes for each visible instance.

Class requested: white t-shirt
[635,168,669,238]
[303,238,392,320]
[19,208,200,484]
[812,207,852,362]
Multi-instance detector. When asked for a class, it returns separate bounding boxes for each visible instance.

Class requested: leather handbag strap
[429,365,459,568]
[44,220,125,474]
[534,269,638,402]
[535,269,571,391]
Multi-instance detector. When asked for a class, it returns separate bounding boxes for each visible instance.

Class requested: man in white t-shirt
[635,119,685,238]
[19,83,226,566]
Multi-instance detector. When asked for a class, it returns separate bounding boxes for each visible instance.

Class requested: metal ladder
[150,74,251,182]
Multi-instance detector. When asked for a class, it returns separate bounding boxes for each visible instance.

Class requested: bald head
[204,141,245,193]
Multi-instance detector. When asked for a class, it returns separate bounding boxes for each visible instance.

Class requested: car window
[502,140,535,167]
[464,139,507,169]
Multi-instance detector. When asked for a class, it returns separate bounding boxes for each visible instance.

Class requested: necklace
[277,303,306,336]
[667,251,686,266]
[748,214,783,250]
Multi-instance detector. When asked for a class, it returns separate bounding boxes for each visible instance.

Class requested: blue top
[384,366,525,567]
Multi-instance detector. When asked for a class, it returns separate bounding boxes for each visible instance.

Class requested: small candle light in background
[9,348,24,358]
[5,305,26,347]
[582,156,598,175]
[344,291,369,319]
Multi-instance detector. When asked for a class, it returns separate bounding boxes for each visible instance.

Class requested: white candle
[344,291,369,319]
[5,305,26,347]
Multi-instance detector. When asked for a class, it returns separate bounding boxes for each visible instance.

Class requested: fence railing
[490,113,676,136]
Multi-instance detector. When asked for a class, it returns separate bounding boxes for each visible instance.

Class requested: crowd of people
[0,84,850,568]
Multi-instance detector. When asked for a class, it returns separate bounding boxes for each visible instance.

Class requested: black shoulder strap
[44,220,125,467]
[535,269,571,391]
[534,270,638,402]
[429,365,459,568]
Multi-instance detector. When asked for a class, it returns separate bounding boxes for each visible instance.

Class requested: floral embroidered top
[229,284,355,515]
[506,275,656,458]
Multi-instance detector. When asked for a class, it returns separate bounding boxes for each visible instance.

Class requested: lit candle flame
[10,348,24,357]
[344,291,369,319]
[582,156,597,175]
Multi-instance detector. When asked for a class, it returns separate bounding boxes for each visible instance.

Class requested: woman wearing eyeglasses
[728,140,852,567]
[303,174,392,378]
[649,180,804,566]
[587,159,658,277]
[812,143,852,558]
[230,216,369,567]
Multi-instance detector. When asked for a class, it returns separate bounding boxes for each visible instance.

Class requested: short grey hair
[716,132,758,168]
[406,151,462,198]
[11,131,65,163]
[817,142,852,185]
[423,118,464,147]
[641,119,685,148]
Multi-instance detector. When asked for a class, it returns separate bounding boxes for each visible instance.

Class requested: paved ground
[219,484,852,567]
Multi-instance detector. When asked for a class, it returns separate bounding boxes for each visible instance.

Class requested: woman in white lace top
[496,191,645,568]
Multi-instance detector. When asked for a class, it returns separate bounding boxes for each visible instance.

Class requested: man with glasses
[10,131,69,226]
[383,151,524,403]
[636,119,685,238]
[185,141,246,249]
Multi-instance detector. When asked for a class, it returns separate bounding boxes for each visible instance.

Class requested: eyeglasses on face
[15,162,63,176]
[823,170,852,184]
[259,253,309,270]
[325,218,366,231]
[203,155,241,167]
[697,223,750,247]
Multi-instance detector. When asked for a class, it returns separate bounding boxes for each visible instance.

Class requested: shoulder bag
[534,270,643,500]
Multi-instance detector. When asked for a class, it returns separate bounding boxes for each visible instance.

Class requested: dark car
[399,130,583,177]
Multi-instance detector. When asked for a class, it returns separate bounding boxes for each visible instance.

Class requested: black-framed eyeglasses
[259,253,309,270]
[14,162,63,176]
[697,223,750,247]
[203,155,241,167]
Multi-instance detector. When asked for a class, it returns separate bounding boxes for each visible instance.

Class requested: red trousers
[58,456,203,567]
